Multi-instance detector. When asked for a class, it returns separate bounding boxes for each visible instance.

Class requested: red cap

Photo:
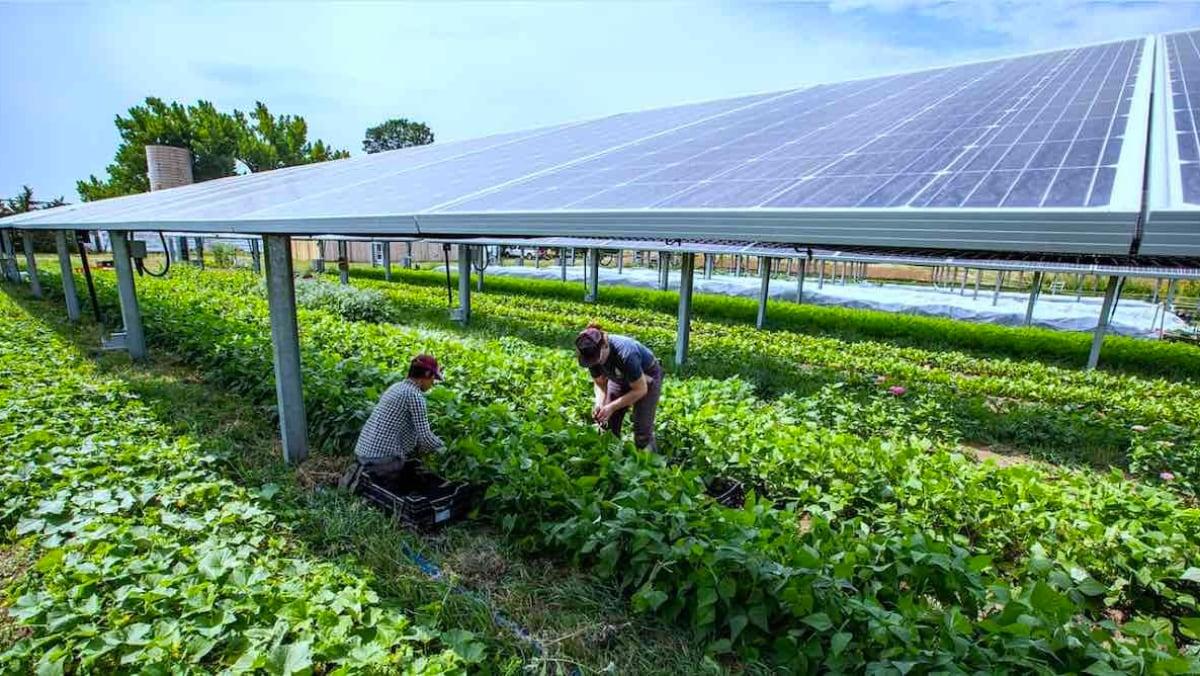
[411,354,444,380]
[575,327,605,366]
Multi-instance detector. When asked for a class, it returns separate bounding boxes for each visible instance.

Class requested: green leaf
[830,631,851,656]
[268,639,313,675]
[33,549,64,573]
[1076,578,1108,597]
[802,613,833,632]
[1178,617,1200,641]
[1181,568,1200,583]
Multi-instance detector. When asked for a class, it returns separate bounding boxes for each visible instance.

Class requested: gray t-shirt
[588,334,657,385]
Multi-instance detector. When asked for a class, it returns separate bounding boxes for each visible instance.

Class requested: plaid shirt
[354,379,444,462]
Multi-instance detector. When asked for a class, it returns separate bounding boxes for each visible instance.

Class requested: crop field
[3,263,1200,673]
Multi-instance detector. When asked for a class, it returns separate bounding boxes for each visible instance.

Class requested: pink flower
[889,386,907,396]
[1160,471,1175,482]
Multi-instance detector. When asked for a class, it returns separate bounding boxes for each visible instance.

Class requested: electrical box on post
[128,240,148,260]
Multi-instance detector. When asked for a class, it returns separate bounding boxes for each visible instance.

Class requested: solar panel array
[1165,30,1200,204]
[7,33,1188,258]
[444,39,1144,212]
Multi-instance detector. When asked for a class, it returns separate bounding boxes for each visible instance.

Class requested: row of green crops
[0,292,489,674]
[42,267,1200,671]
[340,268,1200,493]
[352,265,1200,381]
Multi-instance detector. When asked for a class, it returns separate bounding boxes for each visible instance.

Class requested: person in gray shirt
[575,323,663,451]
[339,354,445,492]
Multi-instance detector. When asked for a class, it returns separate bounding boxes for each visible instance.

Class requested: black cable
[139,232,172,277]
[75,231,103,324]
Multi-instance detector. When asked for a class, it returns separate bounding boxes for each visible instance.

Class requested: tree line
[2,97,435,213]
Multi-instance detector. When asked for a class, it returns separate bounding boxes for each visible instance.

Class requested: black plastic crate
[360,467,485,530]
[706,477,745,509]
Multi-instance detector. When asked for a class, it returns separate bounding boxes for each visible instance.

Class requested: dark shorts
[606,362,663,450]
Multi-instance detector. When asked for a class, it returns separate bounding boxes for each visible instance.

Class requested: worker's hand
[594,403,616,424]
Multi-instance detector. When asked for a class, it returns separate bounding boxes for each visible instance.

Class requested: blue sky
[1,1,1196,201]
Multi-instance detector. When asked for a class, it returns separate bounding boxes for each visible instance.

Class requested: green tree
[362,118,434,153]
[1,185,66,217]
[1,186,68,251]
[78,97,349,201]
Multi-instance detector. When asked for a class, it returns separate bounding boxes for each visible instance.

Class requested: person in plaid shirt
[339,354,445,492]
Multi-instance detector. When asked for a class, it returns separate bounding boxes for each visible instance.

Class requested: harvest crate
[360,467,484,530]
[706,477,745,509]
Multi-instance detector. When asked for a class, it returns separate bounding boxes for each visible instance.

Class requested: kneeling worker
[575,323,663,451]
[340,354,445,491]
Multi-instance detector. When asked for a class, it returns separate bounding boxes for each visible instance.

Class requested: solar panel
[1164,30,1200,203]
[5,34,1168,257]
[443,39,1146,212]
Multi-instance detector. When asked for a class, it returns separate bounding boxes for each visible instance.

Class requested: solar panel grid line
[869,50,1078,208]
[990,47,1117,207]
[1157,32,1186,208]
[1039,42,1133,207]
[664,65,986,209]
[553,73,938,210]
[1082,41,1141,207]
[422,88,805,213]
[755,64,1001,207]
[1175,31,1200,203]
[857,52,1068,207]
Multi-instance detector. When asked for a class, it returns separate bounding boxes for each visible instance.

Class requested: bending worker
[575,323,663,451]
[340,354,445,491]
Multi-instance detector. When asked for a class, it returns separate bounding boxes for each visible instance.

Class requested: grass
[5,286,732,675]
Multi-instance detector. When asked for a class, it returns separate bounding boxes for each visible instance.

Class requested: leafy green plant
[0,293,480,673]
[37,267,1200,671]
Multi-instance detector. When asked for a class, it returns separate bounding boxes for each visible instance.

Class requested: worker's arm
[411,395,445,453]
[591,372,609,416]
[595,375,648,423]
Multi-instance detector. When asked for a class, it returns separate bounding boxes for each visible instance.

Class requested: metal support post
[617,250,624,274]
[403,242,413,269]
[992,271,1004,306]
[55,231,81,321]
[109,231,147,361]
[734,255,742,277]
[560,248,568,282]
[1024,270,1043,326]
[675,253,695,368]
[703,254,714,279]
[796,258,806,303]
[382,242,392,281]
[585,248,599,302]
[756,257,772,329]
[1087,275,1123,370]
[973,269,982,300]
[176,236,190,263]
[1151,278,1162,304]
[817,260,825,288]
[517,248,525,267]
[658,253,670,291]
[194,237,205,269]
[960,268,969,295]
[337,240,349,285]
[455,246,471,323]
[21,232,42,298]
[1,229,19,281]
[263,235,308,464]
[249,238,262,274]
